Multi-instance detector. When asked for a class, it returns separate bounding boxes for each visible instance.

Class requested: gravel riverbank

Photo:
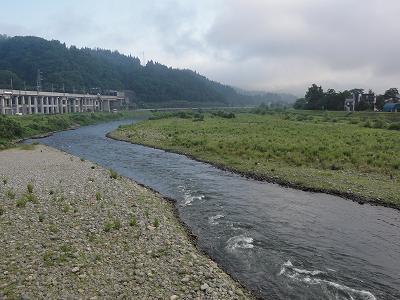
[0,145,253,299]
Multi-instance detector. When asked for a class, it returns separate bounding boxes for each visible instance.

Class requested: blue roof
[383,103,400,112]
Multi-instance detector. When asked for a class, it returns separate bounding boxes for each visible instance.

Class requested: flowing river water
[32,119,400,300]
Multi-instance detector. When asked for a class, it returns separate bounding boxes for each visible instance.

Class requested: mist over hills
[0,35,295,107]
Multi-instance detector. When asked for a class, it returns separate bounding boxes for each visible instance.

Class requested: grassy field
[112,110,400,208]
[0,111,148,149]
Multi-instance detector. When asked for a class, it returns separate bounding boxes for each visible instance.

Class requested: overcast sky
[1,0,399,95]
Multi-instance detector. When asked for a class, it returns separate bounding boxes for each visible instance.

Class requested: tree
[293,98,306,109]
[325,89,347,111]
[384,88,399,99]
[375,95,385,110]
[305,84,324,109]
[0,70,23,89]
[0,35,295,107]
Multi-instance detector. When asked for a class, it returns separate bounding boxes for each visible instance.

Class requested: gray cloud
[203,0,400,94]
[1,0,399,95]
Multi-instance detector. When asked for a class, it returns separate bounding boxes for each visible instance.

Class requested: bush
[7,190,15,199]
[27,183,34,193]
[0,115,24,139]
[363,120,372,128]
[388,122,400,131]
[193,114,204,122]
[109,169,119,179]
[211,110,235,119]
[129,215,137,227]
[372,119,385,129]
[104,218,122,232]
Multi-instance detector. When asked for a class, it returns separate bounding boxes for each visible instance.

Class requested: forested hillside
[0,35,294,107]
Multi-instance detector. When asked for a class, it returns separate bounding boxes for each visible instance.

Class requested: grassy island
[111,110,400,208]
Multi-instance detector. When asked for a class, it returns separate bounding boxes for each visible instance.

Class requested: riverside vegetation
[0,111,148,149]
[111,109,400,208]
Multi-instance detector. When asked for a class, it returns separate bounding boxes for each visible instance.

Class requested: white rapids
[279,260,376,300]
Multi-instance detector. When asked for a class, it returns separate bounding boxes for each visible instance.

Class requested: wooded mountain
[0,35,294,107]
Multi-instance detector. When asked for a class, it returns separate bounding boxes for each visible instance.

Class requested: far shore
[108,111,400,211]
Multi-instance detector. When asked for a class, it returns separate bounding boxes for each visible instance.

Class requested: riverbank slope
[109,112,400,209]
[0,145,252,299]
[0,111,149,150]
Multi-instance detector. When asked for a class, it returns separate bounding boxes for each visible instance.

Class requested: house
[383,103,400,112]
[344,92,375,111]
[344,96,355,111]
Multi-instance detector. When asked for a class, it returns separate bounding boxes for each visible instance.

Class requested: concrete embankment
[0,145,252,299]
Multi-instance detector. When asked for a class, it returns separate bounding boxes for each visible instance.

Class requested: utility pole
[36,69,42,92]
[10,78,13,90]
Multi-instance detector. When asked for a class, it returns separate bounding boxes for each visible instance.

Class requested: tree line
[294,84,399,111]
[0,35,293,107]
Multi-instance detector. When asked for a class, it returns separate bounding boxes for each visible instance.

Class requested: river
[32,118,400,300]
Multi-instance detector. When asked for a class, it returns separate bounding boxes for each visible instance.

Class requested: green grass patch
[109,169,119,179]
[6,189,15,199]
[104,218,122,232]
[16,193,39,207]
[112,110,400,207]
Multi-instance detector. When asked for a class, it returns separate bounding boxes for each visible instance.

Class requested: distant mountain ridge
[0,35,294,107]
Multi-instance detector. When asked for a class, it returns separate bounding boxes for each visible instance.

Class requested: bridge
[0,90,126,115]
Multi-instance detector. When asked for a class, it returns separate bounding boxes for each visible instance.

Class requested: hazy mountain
[0,35,292,108]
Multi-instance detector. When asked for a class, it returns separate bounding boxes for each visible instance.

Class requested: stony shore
[0,145,253,300]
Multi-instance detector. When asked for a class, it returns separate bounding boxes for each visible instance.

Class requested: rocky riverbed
[0,145,253,299]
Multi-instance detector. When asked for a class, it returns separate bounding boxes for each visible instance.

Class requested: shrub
[363,120,372,128]
[372,119,385,129]
[95,192,102,200]
[104,221,114,232]
[17,193,38,207]
[0,206,4,215]
[104,219,122,232]
[114,219,122,230]
[109,169,119,179]
[27,183,34,194]
[153,218,160,228]
[7,190,15,199]
[129,215,137,227]
[388,122,400,131]
[0,115,24,139]
[193,114,204,122]
[211,110,235,119]
[16,197,28,207]
[25,193,38,204]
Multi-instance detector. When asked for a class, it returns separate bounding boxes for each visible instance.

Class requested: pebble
[181,275,190,283]
[0,145,251,299]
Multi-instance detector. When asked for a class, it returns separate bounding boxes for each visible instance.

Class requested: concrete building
[344,92,376,112]
[0,90,126,115]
